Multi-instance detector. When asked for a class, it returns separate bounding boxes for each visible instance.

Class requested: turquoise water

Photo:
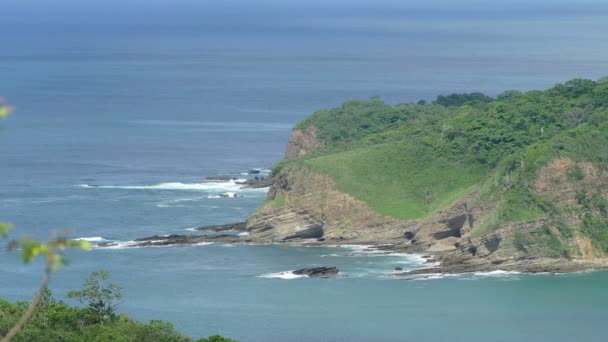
[2,1,608,340]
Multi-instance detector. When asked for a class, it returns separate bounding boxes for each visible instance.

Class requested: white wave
[193,242,214,246]
[74,236,107,242]
[157,196,233,207]
[473,270,521,277]
[97,239,213,249]
[332,245,429,263]
[79,180,268,193]
[98,240,138,249]
[207,192,241,199]
[185,227,198,232]
[257,271,308,280]
[237,232,249,237]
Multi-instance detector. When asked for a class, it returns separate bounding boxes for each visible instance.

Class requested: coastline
[97,221,608,277]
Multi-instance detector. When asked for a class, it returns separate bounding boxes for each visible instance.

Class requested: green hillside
[283,77,608,228]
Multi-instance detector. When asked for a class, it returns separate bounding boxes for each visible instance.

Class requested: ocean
[2,1,608,340]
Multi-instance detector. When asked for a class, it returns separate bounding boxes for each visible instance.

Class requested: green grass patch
[272,194,286,208]
[305,142,486,220]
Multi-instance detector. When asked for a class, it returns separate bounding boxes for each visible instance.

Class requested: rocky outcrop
[246,164,412,244]
[205,176,236,181]
[195,222,247,232]
[293,267,339,277]
[245,155,608,274]
[236,178,272,189]
[284,126,324,160]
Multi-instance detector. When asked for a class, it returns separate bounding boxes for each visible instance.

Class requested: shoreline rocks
[236,178,272,189]
[205,176,236,181]
[194,222,247,232]
[131,234,247,247]
[293,267,339,277]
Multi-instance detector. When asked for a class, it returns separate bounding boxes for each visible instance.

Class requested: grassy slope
[305,141,484,220]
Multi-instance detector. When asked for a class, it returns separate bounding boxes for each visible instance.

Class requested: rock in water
[293,267,338,277]
[394,267,403,271]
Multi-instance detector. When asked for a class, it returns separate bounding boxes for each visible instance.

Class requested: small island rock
[293,267,338,277]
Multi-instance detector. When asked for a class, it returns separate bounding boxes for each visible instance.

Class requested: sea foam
[79,180,268,192]
[74,236,107,242]
[257,271,308,280]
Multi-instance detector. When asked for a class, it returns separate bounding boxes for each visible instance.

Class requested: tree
[67,271,124,324]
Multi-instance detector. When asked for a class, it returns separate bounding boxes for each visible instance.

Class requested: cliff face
[246,79,608,272]
[284,126,324,160]
[247,164,411,244]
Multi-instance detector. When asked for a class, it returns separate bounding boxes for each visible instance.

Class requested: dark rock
[205,176,236,181]
[128,233,245,247]
[217,192,239,198]
[482,235,502,253]
[293,267,338,277]
[283,224,324,240]
[317,237,325,242]
[236,178,272,189]
[433,213,467,240]
[403,231,415,240]
[195,222,246,232]
[394,267,403,271]
[441,213,468,231]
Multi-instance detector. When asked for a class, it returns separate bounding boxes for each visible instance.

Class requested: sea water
[2,1,608,341]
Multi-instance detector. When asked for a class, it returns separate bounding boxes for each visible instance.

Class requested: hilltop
[245,77,608,274]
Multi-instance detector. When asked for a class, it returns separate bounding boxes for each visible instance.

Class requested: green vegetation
[576,191,608,253]
[283,77,608,235]
[512,224,573,259]
[0,272,235,342]
[272,194,286,208]
[433,92,493,107]
[67,271,124,324]
[306,142,483,219]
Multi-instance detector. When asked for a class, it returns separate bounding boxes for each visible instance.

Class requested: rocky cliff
[284,126,324,160]
[246,79,608,273]
[246,129,608,273]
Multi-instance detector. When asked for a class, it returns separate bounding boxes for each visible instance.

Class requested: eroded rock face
[284,223,324,240]
[247,155,608,272]
[247,165,410,244]
[293,267,338,277]
[284,126,324,160]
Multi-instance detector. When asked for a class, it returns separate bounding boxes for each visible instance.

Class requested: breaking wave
[257,271,308,280]
[78,179,267,192]
[74,236,107,242]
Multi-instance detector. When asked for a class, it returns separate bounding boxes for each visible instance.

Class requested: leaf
[0,222,14,237]
[68,239,93,251]
[0,105,14,118]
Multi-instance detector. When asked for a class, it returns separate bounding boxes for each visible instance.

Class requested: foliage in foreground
[0,288,235,342]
